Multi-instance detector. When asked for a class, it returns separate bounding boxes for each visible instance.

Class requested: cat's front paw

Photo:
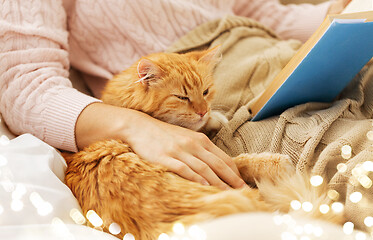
[234,152,295,185]
[203,111,228,133]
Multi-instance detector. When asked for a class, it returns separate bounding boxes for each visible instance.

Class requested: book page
[343,0,373,13]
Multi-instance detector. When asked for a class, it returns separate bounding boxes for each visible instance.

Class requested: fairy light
[173,222,185,235]
[52,217,76,240]
[341,145,352,159]
[290,200,302,210]
[337,163,348,173]
[86,210,103,227]
[363,161,373,172]
[319,204,330,214]
[343,222,354,235]
[187,225,206,240]
[273,214,284,225]
[123,233,135,240]
[12,184,26,200]
[158,233,170,240]
[358,175,373,189]
[281,232,297,240]
[38,202,53,216]
[30,192,43,207]
[11,199,23,211]
[108,223,121,235]
[349,192,363,203]
[313,226,323,237]
[302,202,313,212]
[310,175,323,186]
[356,232,367,240]
[366,130,373,141]
[327,190,340,200]
[30,192,53,216]
[69,208,86,225]
[283,214,296,227]
[352,165,365,177]
[364,216,373,227]
[331,202,344,213]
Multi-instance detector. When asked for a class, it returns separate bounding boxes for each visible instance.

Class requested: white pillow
[0,133,117,240]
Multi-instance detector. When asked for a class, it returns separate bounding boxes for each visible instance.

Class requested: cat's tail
[257,171,344,224]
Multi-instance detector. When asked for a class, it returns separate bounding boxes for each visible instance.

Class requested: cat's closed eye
[203,89,209,96]
[174,95,189,101]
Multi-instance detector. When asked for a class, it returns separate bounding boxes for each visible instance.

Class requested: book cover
[250,11,373,121]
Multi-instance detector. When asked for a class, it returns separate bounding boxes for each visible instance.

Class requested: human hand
[327,0,352,15]
[76,103,246,190]
[124,110,246,190]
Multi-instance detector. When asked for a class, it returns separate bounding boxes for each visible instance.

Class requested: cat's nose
[196,110,207,117]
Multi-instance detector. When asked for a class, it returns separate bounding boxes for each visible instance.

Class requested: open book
[250,8,373,121]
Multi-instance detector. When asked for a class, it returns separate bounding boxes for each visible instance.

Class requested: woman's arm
[0,0,101,152]
[233,0,350,42]
[0,1,245,189]
[76,103,246,190]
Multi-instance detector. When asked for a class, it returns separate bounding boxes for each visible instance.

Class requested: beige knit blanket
[167,15,373,232]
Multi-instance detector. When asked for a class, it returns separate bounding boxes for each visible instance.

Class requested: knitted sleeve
[0,0,100,152]
[233,0,331,42]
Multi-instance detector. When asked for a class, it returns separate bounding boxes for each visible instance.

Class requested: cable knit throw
[167,15,373,232]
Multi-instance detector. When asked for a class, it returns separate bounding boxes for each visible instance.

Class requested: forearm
[0,0,100,152]
[75,102,145,150]
[233,0,331,42]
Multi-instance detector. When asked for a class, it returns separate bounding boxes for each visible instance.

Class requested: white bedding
[0,117,366,240]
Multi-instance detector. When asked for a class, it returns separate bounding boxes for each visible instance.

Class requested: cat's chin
[187,114,210,131]
[174,114,209,131]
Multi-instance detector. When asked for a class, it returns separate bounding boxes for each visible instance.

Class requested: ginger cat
[63,47,343,240]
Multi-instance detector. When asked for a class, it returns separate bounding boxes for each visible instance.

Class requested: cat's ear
[136,58,162,86]
[198,45,222,66]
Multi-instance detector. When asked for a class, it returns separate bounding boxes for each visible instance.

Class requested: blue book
[250,11,373,121]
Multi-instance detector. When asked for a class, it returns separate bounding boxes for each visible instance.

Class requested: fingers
[194,147,246,189]
[177,152,231,190]
[205,141,242,178]
[174,133,246,189]
[162,157,210,187]
[193,133,245,187]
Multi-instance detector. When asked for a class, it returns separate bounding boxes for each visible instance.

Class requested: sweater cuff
[279,2,331,43]
[43,88,101,152]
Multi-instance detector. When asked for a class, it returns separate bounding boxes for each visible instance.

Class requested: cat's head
[134,46,221,131]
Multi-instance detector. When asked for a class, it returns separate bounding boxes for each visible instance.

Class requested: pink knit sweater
[0,0,330,152]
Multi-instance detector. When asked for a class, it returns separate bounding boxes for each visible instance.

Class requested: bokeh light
[69,208,86,225]
[343,222,354,235]
[337,163,348,173]
[349,192,363,203]
[86,210,103,227]
[310,175,323,187]
[319,204,330,214]
[173,222,185,235]
[331,202,344,213]
[123,233,135,240]
[290,200,301,210]
[341,145,352,159]
[109,223,122,235]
